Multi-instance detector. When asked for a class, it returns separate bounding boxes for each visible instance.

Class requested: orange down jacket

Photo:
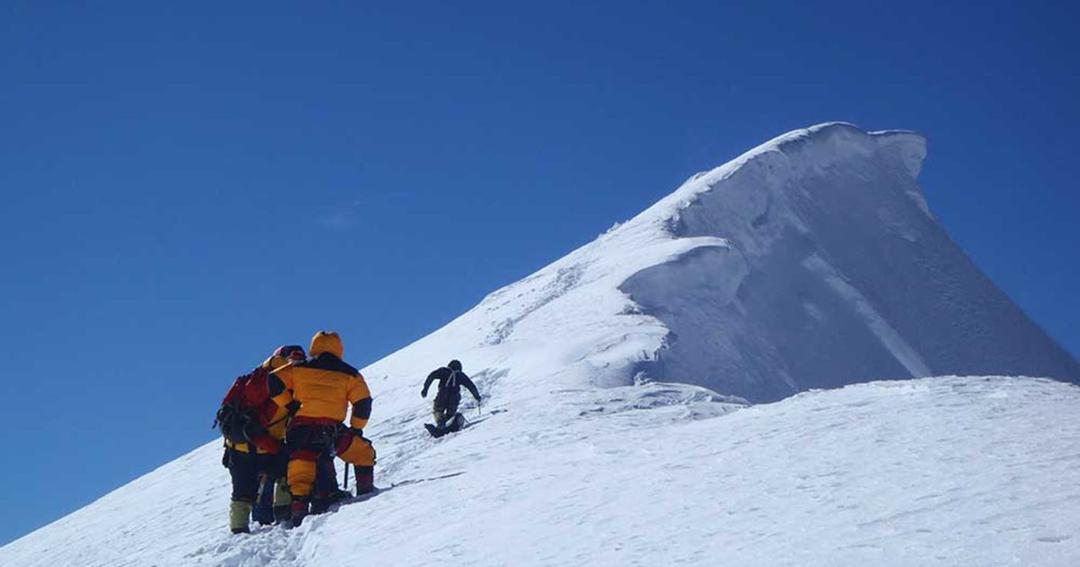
[269,331,372,431]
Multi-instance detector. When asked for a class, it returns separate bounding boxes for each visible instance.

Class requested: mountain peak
[616,123,1075,401]
[630,123,929,239]
[376,123,1075,404]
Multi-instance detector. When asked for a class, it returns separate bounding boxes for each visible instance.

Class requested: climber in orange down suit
[269,331,376,526]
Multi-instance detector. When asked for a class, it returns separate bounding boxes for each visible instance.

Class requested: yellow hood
[310,331,343,358]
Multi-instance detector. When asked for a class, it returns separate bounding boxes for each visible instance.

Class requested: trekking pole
[343,462,350,491]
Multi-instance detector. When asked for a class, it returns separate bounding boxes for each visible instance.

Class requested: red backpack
[214,367,275,445]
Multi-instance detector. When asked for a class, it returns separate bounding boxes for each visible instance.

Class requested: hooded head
[448,359,462,372]
[273,345,306,362]
[310,331,344,359]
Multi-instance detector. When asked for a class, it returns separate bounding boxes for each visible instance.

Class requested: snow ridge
[371,122,1076,404]
[618,123,1077,401]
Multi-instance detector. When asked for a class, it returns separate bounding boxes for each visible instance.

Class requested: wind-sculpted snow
[620,123,1078,401]
[4,124,1078,565]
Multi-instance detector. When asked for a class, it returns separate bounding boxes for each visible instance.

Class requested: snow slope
[3,377,1079,566]
[3,123,1078,565]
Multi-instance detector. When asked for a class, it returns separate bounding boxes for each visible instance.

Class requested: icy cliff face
[619,123,1078,401]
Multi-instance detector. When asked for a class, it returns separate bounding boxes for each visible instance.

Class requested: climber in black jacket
[421,360,481,435]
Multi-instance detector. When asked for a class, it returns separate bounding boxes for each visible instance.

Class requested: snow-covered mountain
[3,123,1077,567]
[374,122,1077,404]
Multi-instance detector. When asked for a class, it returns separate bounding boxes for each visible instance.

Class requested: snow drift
[3,123,1077,566]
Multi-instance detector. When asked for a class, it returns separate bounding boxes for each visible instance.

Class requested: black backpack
[215,402,254,445]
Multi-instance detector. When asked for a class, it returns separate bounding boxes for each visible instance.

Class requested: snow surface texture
[3,377,1079,566]
[4,123,1078,565]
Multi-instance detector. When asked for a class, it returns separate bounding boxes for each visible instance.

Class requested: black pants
[227,447,286,503]
[433,389,461,427]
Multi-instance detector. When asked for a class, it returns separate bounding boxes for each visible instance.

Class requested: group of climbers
[215,331,376,532]
[215,330,482,534]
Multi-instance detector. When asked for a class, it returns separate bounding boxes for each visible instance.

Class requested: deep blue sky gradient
[2,1,1077,544]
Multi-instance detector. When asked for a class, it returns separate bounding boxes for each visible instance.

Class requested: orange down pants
[285,423,375,498]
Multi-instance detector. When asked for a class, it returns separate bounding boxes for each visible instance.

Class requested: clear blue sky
[1,1,1077,545]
